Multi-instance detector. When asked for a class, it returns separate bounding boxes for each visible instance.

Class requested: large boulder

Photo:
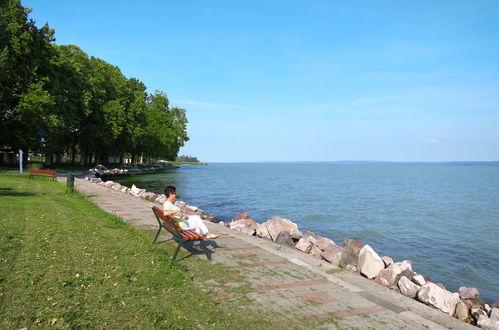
[295,238,313,253]
[490,309,499,322]
[104,180,115,187]
[275,232,295,247]
[255,223,271,239]
[302,231,318,245]
[130,184,145,197]
[155,194,167,204]
[454,301,472,322]
[230,217,258,235]
[320,245,343,266]
[357,245,385,279]
[144,192,157,201]
[398,276,420,298]
[234,211,255,221]
[339,238,364,268]
[412,274,426,286]
[464,298,486,310]
[316,236,336,251]
[309,245,323,258]
[417,282,460,315]
[375,260,413,287]
[459,287,480,300]
[381,256,393,267]
[477,315,499,330]
[265,216,303,241]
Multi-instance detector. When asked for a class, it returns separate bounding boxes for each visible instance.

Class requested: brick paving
[69,177,475,329]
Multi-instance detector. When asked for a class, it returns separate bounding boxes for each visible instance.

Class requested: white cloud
[427,138,439,143]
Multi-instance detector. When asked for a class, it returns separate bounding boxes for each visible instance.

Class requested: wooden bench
[151,206,211,260]
[29,169,57,181]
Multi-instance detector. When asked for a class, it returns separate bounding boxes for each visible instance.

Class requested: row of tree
[175,155,201,163]
[0,0,189,165]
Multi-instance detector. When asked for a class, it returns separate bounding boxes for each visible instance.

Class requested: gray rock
[316,236,336,251]
[381,256,393,267]
[144,192,157,200]
[275,231,295,247]
[375,260,412,287]
[302,231,318,245]
[309,245,322,258]
[417,282,460,315]
[339,238,365,268]
[345,264,358,272]
[239,227,256,236]
[465,298,485,310]
[398,276,420,298]
[412,274,426,286]
[233,211,255,221]
[229,218,258,232]
[492,299,499,309]
[397,269,416,285]
[459,286,481,300]
[357,245,385,279]
[320,245,343,266]
[265,216,303,241]
[454,301,471,322]
[130,184,145,196]
[255,223,271,239]
[490,308,499,322]
[477,315,499,330]
[295,238,313,253]
[155,194,166,204]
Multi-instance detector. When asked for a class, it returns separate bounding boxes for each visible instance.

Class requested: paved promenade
[70,177,473,329]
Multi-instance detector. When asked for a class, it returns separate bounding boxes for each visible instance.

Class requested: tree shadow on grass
[0,187,35,197]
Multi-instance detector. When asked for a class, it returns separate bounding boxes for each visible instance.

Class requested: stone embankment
[84,176,499,330]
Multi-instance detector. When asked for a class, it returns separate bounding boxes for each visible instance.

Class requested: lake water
[113,162,499,302]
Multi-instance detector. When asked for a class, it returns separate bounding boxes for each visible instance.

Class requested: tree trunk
[71,144,76,164]
[80,150,87,165]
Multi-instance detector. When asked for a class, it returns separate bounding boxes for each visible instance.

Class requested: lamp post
[19,149,23,174]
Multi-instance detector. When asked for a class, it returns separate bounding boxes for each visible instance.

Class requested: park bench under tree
[151,206,211,260]
[29,169,57,181]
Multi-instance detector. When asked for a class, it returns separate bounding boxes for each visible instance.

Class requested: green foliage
[0,1,189,164]
[176,155,200,163]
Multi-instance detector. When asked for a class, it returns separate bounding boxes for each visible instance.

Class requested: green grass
[0,174,270,328]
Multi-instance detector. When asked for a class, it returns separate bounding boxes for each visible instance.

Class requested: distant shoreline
[204,160,499,166]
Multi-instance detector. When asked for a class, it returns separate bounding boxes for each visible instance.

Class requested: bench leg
[153,226,162,243]
[172,241,182,260]
[200,240,211,261]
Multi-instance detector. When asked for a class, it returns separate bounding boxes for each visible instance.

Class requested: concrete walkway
[70,177,474,329]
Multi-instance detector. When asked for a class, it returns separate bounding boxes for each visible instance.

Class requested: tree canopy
[0,0,189,164]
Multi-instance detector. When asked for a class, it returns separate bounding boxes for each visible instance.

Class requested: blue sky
[25,0,499,162]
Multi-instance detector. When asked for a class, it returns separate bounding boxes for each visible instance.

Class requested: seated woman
[163,186,219,250]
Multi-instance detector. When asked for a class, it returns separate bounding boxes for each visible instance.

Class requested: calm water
[113,163,499,302]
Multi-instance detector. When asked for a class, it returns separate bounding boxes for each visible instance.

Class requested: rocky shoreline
[84,176,499,330]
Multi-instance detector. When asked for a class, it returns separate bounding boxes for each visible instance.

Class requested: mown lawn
[0,174,269,329]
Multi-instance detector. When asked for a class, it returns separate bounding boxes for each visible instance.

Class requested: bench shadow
[0,188,35,197]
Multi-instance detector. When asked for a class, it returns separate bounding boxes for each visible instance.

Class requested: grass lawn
[0,174,269,328]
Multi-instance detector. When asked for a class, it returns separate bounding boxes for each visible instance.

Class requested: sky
[24,0,499,162]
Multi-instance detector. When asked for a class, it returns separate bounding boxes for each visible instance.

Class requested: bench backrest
[152,206,182,235]
[29,169,57,175]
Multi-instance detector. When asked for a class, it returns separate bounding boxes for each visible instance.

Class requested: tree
[0,0,55,158]
[142,91,189,161]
